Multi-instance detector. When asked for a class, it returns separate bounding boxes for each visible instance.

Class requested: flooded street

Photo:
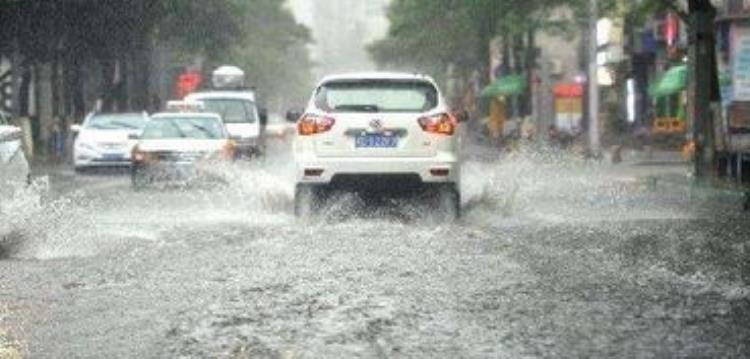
[4,0,750,357]
[1,152,749,358]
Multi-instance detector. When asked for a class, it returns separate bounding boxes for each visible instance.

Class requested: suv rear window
[315,80,438,113]
[142,117,226,140]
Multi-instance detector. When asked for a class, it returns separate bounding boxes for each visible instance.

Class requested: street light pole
[686,0,717,180]
[588,0,601,156]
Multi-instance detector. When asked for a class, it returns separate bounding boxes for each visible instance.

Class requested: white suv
[292,72,462,219]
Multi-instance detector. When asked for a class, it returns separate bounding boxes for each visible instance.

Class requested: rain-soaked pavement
[1,148,749,358]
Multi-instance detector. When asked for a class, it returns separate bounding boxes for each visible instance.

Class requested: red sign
[553,83,584,98]
[176,71,203,99]
[664,12,680,48]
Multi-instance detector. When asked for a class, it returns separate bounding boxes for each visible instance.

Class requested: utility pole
[588,0,601,156]
[686,0,717,179]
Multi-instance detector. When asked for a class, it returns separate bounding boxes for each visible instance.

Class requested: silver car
[0,110,30,188]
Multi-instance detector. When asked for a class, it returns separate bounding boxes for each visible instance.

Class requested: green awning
[480,74,527,98]
[649,65,687,97]
[720,71,732,87]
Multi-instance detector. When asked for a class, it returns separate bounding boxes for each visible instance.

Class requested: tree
[220,0,314,109]
[0,0,314,156]
[369,0,584,116]
[371,1,577,77]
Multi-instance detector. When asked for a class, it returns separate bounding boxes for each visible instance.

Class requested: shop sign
[731,26,750,101]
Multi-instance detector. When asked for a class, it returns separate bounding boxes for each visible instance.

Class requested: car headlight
[76,141,97,151]
[131,146,156,163]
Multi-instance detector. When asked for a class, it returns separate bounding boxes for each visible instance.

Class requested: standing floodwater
[1,1,749,357]
[1,150,748,358]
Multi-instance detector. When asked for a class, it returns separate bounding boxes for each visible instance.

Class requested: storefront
[552,83,584,136]
[648,64,687,136]
[479,74,526,140]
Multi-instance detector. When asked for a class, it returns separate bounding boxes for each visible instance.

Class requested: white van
[185,91,263,157]
[185,66,266,158]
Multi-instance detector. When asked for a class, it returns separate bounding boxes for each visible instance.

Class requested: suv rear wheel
[434,184,461,221]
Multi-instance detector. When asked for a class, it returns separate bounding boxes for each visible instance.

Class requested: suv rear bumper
[295,153,460,184]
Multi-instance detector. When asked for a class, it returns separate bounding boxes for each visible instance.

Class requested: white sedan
[72,112,149,171]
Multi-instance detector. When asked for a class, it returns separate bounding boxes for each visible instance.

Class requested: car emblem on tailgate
[369,119,383,131]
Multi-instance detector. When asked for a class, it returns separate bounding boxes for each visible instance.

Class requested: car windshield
[141,117,226,140]
[315,80,438,113]
[200,99,257,124]
[86,114,147,130]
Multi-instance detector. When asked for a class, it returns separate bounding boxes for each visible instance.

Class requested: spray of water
[1,147,747,294]
[0,176,104,259]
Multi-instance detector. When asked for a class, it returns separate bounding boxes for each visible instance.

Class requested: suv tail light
[298,114,336,136]
[418,113,457,135]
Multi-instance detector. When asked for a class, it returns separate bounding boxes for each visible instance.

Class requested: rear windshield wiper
[334,104,380,113]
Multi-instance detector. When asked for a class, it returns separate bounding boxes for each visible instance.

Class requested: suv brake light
[298,114,336,136]
[418,113,456,135]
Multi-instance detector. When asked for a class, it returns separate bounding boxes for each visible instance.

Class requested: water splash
[0,177,103,259]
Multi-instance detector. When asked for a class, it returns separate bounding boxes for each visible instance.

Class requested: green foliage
[369,0,578,81]
[220,0,313,103]
[370,0,681,83]
[0,0,313,104]
[154,0,313,103]
[157,0,244,56]
[369,0,478,77]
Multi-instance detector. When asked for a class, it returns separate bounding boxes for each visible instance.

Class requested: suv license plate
[102,153,124,161]
[355,134,398,148]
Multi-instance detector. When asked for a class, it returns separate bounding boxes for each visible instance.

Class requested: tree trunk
[11,40,22,117]
[36,62,54,157]
[500,32,511,76]
[476,8,494,87]
[99,58,115,112]
[525,29,537,118]
[130,33,151,112]
[117,57,129,111]
[18,67,31,117]
[62,53,86,119]
[512,35,526,117]
[51,54,62,118]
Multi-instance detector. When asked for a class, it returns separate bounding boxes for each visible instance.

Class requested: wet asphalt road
[1,152,749,358]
